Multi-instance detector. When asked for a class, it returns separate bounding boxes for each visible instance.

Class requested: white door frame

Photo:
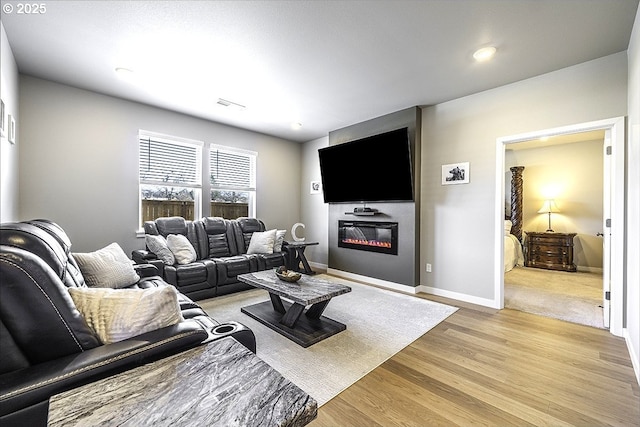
[494,117,625,337]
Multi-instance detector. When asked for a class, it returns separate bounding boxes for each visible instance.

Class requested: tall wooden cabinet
[525,232,577,272]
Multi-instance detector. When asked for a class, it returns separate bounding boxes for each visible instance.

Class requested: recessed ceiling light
[291,122,303,130]
[473,46,497,62]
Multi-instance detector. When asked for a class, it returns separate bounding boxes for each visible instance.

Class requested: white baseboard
[623,328,640,386]
[577,266,604,274]
[327,268,419,294]
[308,261,328,272]
[416,285,499,308]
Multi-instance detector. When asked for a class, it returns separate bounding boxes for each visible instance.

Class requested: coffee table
[48,337,317,426]
[238,271,351,347]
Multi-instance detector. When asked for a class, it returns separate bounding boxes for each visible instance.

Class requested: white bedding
[504,233,524,272]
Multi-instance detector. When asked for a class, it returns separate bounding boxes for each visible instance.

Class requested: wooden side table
[525,231,577,272]
[283,241,319,274]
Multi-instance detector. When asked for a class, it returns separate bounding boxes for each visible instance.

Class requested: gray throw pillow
[73,243,140,289]
[145,234,175,265]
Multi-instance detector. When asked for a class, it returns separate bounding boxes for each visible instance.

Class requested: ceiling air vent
[216,98,246,111]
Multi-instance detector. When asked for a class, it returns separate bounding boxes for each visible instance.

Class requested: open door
[602,133,612,329]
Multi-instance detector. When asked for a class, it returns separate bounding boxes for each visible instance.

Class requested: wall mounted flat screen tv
[318,127,413,203]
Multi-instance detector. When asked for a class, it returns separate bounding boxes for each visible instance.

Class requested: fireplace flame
[342,238,392,248]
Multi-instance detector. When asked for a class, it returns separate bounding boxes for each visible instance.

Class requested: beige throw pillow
[247,229,277,255]
[68,286,184,344]
[166,234,197,264]
[73,243,140,289]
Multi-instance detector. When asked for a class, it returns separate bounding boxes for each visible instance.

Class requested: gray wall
[18,76,301,255]
[327,107,421,287]
[0,23,19,223]
[421,52,627,304]
[299,135,329,267]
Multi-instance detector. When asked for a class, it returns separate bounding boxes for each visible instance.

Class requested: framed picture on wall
[441,162,469,185]
[310,180,322,194]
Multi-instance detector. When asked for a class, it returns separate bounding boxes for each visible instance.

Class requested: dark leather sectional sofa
[133,216,289,301]
[0,220,256,426]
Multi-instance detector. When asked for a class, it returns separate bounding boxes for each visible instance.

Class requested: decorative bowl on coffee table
[275,269,302,282]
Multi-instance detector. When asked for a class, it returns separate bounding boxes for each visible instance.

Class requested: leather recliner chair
[0,220,256,426]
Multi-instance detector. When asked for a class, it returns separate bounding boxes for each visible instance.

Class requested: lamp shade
[538,199,560,214]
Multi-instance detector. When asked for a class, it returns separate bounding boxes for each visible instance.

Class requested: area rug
[505,267,604,328]
[198,275,457,406]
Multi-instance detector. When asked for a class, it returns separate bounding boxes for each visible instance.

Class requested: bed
[504,220,524,272]
[505,166,526,272]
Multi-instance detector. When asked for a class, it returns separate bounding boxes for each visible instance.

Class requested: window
[209,145,256,219]
[138,131,257,227]
[139,131,202,225]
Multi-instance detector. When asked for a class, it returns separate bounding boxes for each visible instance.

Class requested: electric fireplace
[338,220,398,255]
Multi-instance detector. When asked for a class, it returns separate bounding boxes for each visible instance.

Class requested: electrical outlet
[426,263,432,273]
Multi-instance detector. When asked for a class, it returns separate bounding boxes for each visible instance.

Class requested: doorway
[495,117,625,337]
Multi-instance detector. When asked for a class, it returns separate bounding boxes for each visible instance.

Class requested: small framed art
[310,180,322,194]
[441,162,469,185]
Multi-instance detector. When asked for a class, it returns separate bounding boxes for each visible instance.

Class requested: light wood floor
[310,293,640,427]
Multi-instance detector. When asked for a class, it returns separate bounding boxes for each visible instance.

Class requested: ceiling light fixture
[217,98,246,112]
[473,46,497,62]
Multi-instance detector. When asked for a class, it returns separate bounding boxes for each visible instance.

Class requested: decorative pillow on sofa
[167,234,197,264]
[274,229,287,252]
[68,286,184,344]
[73,243,140,289]
[247,229,277,255]
[145,234,175,265]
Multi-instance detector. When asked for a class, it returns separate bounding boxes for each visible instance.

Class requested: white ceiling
[2,0,638,142]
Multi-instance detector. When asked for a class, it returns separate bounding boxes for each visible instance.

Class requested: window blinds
[210,148,255,190]
[139,135,200,185]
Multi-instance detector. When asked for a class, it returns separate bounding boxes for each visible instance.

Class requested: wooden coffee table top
[238,271,351,305]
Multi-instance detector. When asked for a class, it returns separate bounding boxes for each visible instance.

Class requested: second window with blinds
[139,130,256,226]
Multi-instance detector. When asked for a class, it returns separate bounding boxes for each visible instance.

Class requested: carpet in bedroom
[198,275,457,406]
[504,267,604,328]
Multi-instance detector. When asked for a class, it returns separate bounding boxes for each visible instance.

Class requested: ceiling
[2,0,638,142]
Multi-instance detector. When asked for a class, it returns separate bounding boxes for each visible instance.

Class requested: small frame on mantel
[441,162,469,185]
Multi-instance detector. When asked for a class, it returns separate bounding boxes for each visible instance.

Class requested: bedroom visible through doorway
[504,130,605,328]
[495,117,625,336]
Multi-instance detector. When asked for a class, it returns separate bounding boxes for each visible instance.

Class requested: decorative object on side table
[291,222,305,241]
[275,266,302,283]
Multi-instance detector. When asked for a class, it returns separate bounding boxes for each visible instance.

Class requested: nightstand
[525,232,577,272]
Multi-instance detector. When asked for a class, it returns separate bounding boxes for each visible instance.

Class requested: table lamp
[538,199,560,232]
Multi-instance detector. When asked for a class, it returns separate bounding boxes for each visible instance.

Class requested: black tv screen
[318,127,413,203]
